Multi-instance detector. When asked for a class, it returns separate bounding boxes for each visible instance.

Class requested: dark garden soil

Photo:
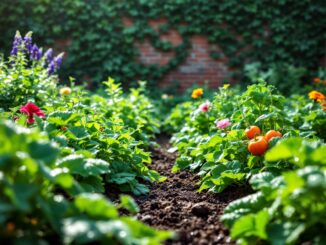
[135,135,252,245]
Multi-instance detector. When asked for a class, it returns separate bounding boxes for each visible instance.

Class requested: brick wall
[128,18,231,90]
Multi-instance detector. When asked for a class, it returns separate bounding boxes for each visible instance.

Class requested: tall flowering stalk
[9,31,64,76]
[44,48,53,64]
[48,53,64,75]
[30,44,43,60]
[23,32,33,53]
[2,31,64,110]
[10,31,23,56]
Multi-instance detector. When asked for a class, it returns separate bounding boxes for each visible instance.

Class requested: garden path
[135,135,251,245]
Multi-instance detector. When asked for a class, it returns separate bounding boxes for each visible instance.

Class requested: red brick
[130,19,232,91]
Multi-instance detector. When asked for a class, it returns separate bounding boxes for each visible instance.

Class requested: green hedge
[0,0,325,88]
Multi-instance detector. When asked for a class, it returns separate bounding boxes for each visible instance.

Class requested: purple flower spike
[47,53,64,76]
[24,35,32,53]
[54,53,64,69]
[30,44,40,60]
[48,60,55,75]
[10,31,23,56]
[10,47,18,56]
[37,48,43,60]
[30,45,43,60]
[44,48,53,64]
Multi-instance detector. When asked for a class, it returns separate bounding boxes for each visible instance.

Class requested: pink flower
[198,101,210,112]
[20,102,45,124]
[216,118,231,129]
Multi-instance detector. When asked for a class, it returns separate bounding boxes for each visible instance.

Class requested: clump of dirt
[135,135,252,245]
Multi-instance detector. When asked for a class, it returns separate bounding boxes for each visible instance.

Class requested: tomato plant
[247,136,268,156]
[264,130,282,142]
[245,126,261,139]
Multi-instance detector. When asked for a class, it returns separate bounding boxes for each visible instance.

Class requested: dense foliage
[0,0,325,88]
[0,32,173,243]
[167,80,326,243]
[222,138,326,245]
[0,121,172,244]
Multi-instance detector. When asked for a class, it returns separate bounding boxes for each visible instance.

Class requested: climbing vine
[0,0,325,88]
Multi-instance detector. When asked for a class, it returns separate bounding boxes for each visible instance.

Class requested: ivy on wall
[0,0,325,88]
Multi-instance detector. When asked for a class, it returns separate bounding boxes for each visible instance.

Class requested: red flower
[20,102,45,124]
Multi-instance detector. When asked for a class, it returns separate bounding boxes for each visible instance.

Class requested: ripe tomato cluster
[245,126,282,156]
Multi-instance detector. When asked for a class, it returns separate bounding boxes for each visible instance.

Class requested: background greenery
[0,0,325,89]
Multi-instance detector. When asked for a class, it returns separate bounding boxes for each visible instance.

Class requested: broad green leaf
[57,155,110,177]
[265,138,302,162]
[250,172,275,191]
[222,192,267,227]
[63,218,130,244]
[108,172,136,184]
[68,126,89,140]
[79,176,105,193]
[231,210,269,240]
[28,141,59,165]
[74,193,118,219]
[267,222,305,245]
[4,183,38,211]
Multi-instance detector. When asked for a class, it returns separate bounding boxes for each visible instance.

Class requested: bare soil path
[135,135,252,245]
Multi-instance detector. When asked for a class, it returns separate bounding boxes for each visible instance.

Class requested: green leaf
[108,172,136,184]
[54,172,74,189]
[47,111,79,126]
[250,172,275,191]
[57,155,110,177]
[79,176,105,193]
[231,210,269,240]
[265,138,302,162]
[267,222,305,245]
[222,192,267,227]
[68,126,89,140]
[74,193,118,219]
[38,195,68,232]
[28,141,59,165]
[119,195,140,214]
[63,218,130,244]
[4,183,38,211]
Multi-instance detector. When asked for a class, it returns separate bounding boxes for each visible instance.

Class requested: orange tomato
[248,136,268,156]
[245,126,261,139]
[265,130,282,142]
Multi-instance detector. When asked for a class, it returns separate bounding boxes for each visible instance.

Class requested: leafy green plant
[98,78,161,146]
[221,138,326,245]
[164,101,195,133]
[0,120,173,244]
[0,33,165,195]
[169,81,325,193]
[39,88,164,195]
[244,62,307,95]
[285,94,326,140]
